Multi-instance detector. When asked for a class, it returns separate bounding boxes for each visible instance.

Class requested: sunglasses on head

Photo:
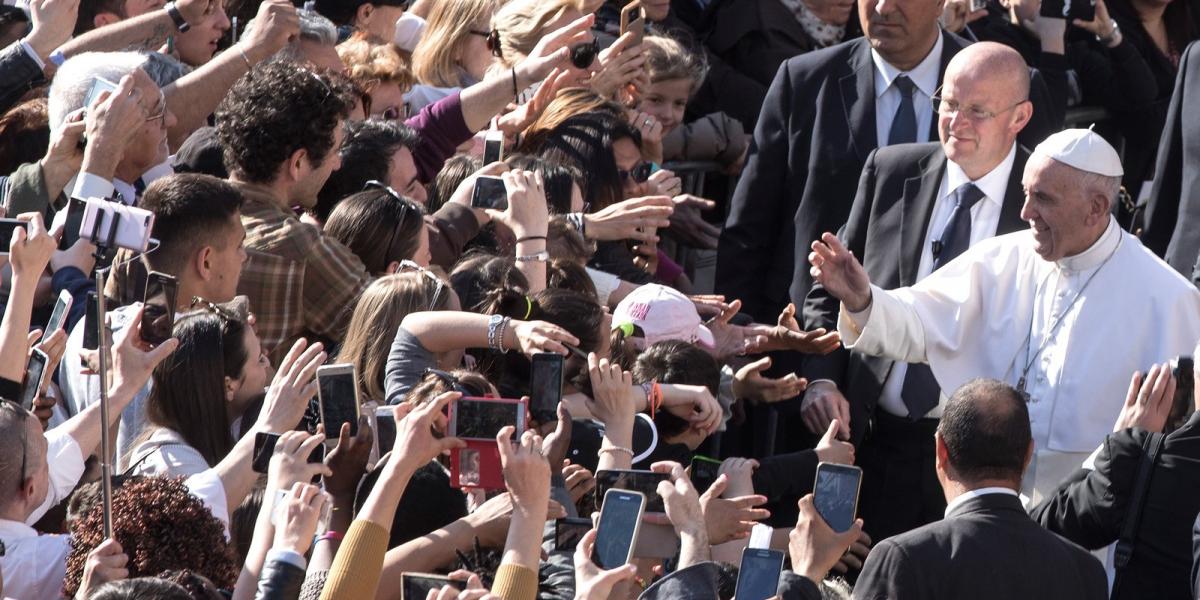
[397,259,446,312]
[619,161,653,184]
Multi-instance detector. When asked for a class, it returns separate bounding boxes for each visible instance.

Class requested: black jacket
[854,493,1107,600]
[1032,412,1200,600]
[0,41,43,116]
[254,556,306,600]
[800,142,1030,443]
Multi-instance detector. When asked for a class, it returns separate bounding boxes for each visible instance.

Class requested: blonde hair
[492,0,579,67]
[338,32,415,94]
[335,273,452,403]
[518,86,623,152]
[412,0,499,87]
[642,34,707,93]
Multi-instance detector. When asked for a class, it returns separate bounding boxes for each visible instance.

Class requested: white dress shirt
[0,521,70,600]
[877,144,1017,418]
[872,33,943,147]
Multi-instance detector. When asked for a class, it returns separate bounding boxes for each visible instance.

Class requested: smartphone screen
[734,548,786,600]
[82,291,99,352]
[141,272,177,345]
[555,517,592,552]
[59,197,88,251]
[596,469,669,513]
[401,574,462,600]
[813,463,863,533]
[375,406,397,452]
[318,367,360,437]
[252,431,281,474]
[594,489,645,569]
[471,176,508,210]
[19,350,48,411]
[483,133,504,164]
[46,291,72,335]
[689,456,722,494]
[0,219,28,253]
[453,398,520,440]
[530,353,563,423]
[85,77,118,110]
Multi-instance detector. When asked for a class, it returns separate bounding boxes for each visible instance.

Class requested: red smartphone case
[448,397,527,490]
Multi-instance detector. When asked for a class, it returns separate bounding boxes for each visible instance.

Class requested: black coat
[799,142,1030,443]
[1031,412,1200,600]
[854,493,1107,600]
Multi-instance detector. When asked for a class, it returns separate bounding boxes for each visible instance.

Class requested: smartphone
[593,488,646,569]
[483,130,504,164]
[0,219,28,253]
[813,463,863,533]
[471,176,508,210]
[530,352,564,423]
[689,455,722,494]
[596,469,669,513]
[317,364,360,438]
[969,0,988,11]
[58,197,89,251]
[45,290,73,335]
[555,517,592,552]
[79,198,156,252]
[84,77,118,111]
[400,573,463,600]
[375,405,397,452]
[82,291,99,352]
[620,0,645,45]
[141,271,177,346]
[1040,0,1094,22]
[252,431,280,474]
[19,349,49,411]
[450,396,525,440]
[1169,356,1195,431]
[734,548,786,600]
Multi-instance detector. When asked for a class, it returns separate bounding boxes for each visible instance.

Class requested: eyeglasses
[469,28,503,58]
[190,295,245,323]
[0,400,30,486]
[145,88,167,126]
[364,180,419,267]
[398,260,446,311]
[380,103,410,121]
[931,88,1028,122]
[619,161,653,185]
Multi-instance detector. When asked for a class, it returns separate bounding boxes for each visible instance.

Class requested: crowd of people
[0,0,1197,597]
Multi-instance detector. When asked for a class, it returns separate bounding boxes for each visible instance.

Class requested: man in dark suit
[853,379,1107,600]
[797,42,1034,541]
[1142,41,1200,286]
[1032,358,1200,600]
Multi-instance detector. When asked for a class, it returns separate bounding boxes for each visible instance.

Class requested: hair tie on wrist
[523,296,533,320]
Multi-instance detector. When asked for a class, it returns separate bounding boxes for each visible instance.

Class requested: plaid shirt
[234,182,371,364]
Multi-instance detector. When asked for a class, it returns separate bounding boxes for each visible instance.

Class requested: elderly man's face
[119,69,176,181]
[1020,153,1105,262]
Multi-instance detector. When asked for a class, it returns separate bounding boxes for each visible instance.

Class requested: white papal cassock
[837,216,1200,502]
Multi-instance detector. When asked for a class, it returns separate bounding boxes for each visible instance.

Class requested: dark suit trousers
[858,412,946,542]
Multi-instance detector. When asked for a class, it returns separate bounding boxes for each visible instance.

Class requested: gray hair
[141,52,194,88]
[0,402,34,499]
[1080,170,1123,211]
[257,9,337,63]
[48,51,151,133]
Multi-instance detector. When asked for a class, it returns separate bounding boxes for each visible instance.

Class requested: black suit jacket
[716,33,1058,323]
[1143,41,1200,284]
[798,142,1029,443]
[1032,412,1200,600]
[854,493,1107,600]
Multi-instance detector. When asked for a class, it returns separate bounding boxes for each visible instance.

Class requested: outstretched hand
[1113,362,1176,433]
[809,233,873,312]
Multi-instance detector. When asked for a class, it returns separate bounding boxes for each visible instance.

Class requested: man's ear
[287,147,309,183]
[934,431,950,474]
[356,2,375,26]
[93,12,121,29]
[195,245,214,281]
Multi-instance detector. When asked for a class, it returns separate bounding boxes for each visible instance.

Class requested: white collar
[112,178,137,205]
[943,486,1019,517]
[0,518,37,539]
[945,143,1017,209]
[872,32,944,99]
[1056,216,1120,273]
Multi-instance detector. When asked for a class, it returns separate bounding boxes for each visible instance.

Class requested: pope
[809,128,1200,502]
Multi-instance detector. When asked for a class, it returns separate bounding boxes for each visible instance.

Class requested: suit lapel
[900,150,947,285]
[997,146,1031,235]
[840,40,878,161]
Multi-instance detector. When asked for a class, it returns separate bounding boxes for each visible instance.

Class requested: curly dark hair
[63,476,238,598]
[214,60,354,184]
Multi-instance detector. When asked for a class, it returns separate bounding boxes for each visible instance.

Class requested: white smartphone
[593,489,646,569]
[483,130,505,164]
[79,198,155,252]
[317,364,361,441]
[45,290,73,335]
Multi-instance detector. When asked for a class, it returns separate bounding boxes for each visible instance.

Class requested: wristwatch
[1097,19,1120,46]
[165,2,191,32]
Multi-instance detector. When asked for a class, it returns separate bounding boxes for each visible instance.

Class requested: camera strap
[1111,430,1165,598]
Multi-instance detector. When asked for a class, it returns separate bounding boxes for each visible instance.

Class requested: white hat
[1032,128,1123,177]
[612,284,715,349]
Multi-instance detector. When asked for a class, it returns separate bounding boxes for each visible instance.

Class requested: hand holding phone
[0,219,28,254]
[141,272,178,346]
[735,548,786,600]
[813,463,862,532]
[471,175,508,210]
[593,489,646,568]
[317,364,361,439]
[530,352,564,423]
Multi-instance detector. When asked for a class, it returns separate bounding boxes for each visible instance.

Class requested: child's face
[638,78,692,135]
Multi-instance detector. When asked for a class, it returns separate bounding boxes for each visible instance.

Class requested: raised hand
[492,169,549,240]
[237,0,301,62]
[809,233,873,312]
[583,196,673,243]
[26,0,80,60]
[516,14,594,86]
[743,303,842,355]
[510,319,579,357]
[269,430,331,489]
[573,528,639,599]
[271,482,329,556]
[789,494,864,583]
[323,416,374,499]
[669,194,720,250]
[815,419,856,465]
[9,213,57,281]
[643,166,679,198]
[699,474,770,544]
[586,353,637,427]
[497,427,551,506]
[733,356,809,404]
[392,391,467,469]
[1113,362,1177,433]
[588,31,644,98]
[257,339,326,432]
[800,381,852,440]
[74,538,128,600]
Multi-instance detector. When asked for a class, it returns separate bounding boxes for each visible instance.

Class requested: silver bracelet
[516,250,550,262]
[487,314,504,351]
[496,316,512,352]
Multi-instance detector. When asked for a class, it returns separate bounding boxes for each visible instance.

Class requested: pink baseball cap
[612,284,714,349]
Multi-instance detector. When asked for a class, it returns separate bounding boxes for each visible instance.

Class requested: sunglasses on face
[619,161,653,184]
[470,28,503,58]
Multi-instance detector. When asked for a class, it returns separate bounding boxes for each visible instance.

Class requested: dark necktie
[888,75,918,146]
[900,183,986,419]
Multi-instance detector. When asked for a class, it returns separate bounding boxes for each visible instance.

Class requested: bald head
[938,42,1034,179]
[945,42,1030,103]
[937,379,1032,486]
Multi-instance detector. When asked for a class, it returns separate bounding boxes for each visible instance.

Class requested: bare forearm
[459,68,532,133]
[0,274,35,382]
[57,10,174,58]
[165,44,257,149]
[357,458,418,532]
[515,240,546,294]
[502,503,548,572]
[210,428,260,515]
[676,526,710,569]
[232,488,278,600]
[58,383,136,458]
[597,418,633,471]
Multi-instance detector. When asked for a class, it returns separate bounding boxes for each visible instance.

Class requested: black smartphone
[45,290,72,335]
[530,352,563,423]
[141,271,178,346]
[252,431,280,474]
[375,406,397,452]
[82,291,99,352]
[19,349,49,411]
[471,176,508,210]
[555,517,592,552]
[400,573,462,600]
[1041,0,1094,22]
[596,469,670,513]
[570,39,599,69]
[734,548,786,600]
[688,455,722,494]
[451,397,524,440]
[813,463,863,533]
[59,197,88,251]
[1169,356,1195,431]
[0,219,28,252]
[593,489,645,569]
[317,364,360,438]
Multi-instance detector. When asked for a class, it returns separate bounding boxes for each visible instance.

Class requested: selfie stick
[88,210,122,540]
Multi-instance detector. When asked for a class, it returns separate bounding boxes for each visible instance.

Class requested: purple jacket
[405,91,473,184]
